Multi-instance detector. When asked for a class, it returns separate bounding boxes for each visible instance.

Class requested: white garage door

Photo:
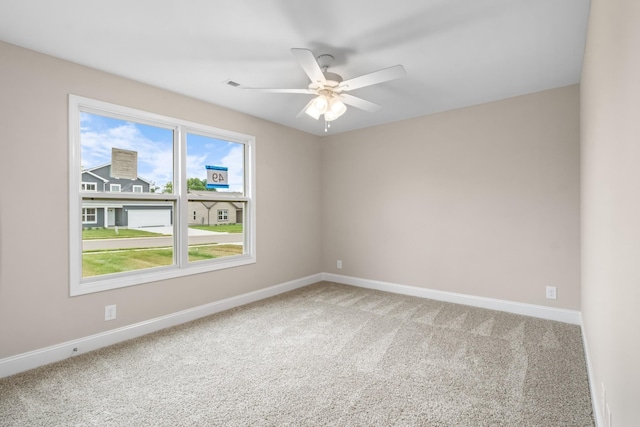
[128,209,172,228]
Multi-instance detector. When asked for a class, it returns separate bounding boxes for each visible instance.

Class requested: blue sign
[206,165,229,189]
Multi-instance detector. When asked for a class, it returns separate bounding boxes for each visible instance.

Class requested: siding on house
[81,164,160,228]
[189,201,242,226]
[85,165,151,193]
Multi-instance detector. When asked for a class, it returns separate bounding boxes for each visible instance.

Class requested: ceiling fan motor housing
[323,72,343,87]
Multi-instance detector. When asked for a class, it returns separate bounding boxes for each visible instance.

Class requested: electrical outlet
[337,260,342,269]
[546,286,557,300]
[105,304,117,321]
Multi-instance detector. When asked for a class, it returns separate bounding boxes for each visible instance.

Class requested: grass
[82,227,167,240]
[82,225,242,240]
[82,244,243,277]
[189,224,243,233]
[188,244,243,261]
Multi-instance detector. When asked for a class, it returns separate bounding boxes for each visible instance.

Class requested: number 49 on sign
[206,165,229,189]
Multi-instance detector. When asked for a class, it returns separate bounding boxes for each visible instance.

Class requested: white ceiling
[0,0,591,136]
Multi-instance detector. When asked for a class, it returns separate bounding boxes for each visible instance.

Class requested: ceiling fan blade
[339,65,406,91]
[243,87,314,94]
[291,48,326,84]
[340,94,382,112]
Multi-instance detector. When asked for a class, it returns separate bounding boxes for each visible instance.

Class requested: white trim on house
[82,170,109,183]
[84,163,155,186]
[81,182,97,191]
[81,207,98,224]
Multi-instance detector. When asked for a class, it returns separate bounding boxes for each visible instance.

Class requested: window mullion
[177,126,189,267]
[69,95,255,296]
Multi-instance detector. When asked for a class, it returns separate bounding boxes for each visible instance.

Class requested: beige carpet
[0,281,593,426]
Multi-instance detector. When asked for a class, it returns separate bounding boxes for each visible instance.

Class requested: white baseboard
[0,271,583,379]
[322,273,582,325]
[581,322,603,427]
[0,273,322,379]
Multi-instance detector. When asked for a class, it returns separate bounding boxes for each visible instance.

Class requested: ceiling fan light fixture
[325,97,346,121]
[305,95,329,120]
[244,48,406,131]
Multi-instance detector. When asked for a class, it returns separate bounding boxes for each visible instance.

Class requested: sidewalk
[83,227,244,251]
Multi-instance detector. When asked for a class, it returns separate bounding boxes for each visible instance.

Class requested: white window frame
[109,183,121,192]
[69,95,256,296]
[132,185,143,193]
[81,182,97,191]
[82,208,97,224]
[217,209,229,222]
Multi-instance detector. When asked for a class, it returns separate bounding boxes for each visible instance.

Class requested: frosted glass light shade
[305,95,329,120]
[324,98,347,121]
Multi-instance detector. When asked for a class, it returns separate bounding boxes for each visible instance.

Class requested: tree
[187,177,207,191]
[162,178,216,194]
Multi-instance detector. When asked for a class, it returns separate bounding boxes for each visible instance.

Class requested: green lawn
[82,227,167,240]
[82,225,242,240]
[82,244,243,277]
[189,224,243,233]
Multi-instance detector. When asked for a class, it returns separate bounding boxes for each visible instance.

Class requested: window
[82,208,97,224]
[69,95,255,296]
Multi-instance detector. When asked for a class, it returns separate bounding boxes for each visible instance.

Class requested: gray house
[81,164,172,229]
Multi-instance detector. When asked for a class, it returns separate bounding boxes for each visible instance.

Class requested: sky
[80,112,244,192]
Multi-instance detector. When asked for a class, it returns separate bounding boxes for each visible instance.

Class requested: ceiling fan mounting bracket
[316,54,334,71]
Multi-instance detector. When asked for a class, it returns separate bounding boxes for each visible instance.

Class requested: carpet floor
[0,281,594,426]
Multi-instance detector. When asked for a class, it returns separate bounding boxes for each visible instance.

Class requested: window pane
[71,96,255,295]
[80,112,173,194]
[187,200,245,263]
[186,133,244,194]
[81,200,175,278]
[79,113,176,278]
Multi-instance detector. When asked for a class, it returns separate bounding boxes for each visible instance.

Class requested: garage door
[128,209,172,228]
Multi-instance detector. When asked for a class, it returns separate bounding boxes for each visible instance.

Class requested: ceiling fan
[243,48,406,131]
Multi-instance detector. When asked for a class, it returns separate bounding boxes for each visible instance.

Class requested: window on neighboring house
[217,209,229,222]
[69,95,256,296]
[82,208,97,224]
[193,211,197,221]
[81,182,97,191]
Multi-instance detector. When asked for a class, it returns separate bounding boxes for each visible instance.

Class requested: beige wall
[0,40,584,366]
[322,85,581,309]
[581,0,640,424]
[0,41,323,358]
